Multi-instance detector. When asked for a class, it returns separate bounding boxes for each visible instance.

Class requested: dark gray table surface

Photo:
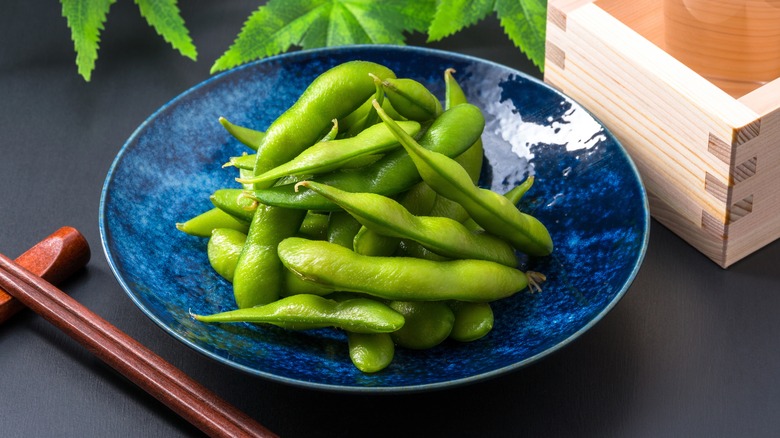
[3,2,780,437]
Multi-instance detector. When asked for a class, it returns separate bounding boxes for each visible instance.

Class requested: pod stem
[527,271,547,293]
[293,181,310,192]
[368,72,383,85]
[236,191,260,211]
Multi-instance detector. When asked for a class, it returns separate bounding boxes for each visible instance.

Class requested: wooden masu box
[544,0,780,268]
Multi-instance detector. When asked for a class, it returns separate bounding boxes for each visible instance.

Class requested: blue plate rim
[98,44,650,393]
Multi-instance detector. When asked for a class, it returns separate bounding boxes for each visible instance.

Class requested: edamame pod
[397,239,449,261]
[210,189,257,223]
[397,181,438,216]
[505,176,535,204]
[297,180,518,267]
[248,103,486,211]
[352,226,399,257]
[350,181,437,256]
[250,61,396,189]
[176,207,249,237]
[207,228,247,282]
[422,69,486,222]
[233,62,396,310]
[225,120,340,171]
[388,301,454,350]
[374,101,554,257]
[232,205,307,308]
[280,270,334,297]
[320,118,339,142]
[326,211,362,249]
[338,97,375,133]
[193,294,405,334]
[224,153,256,170]
[445,68,483,184]
[347,332,395,373]
[237,121,421,185]
[219,117,264,151]
[298,211,329,240]
[376,75,443,122]
[464,176,535,232]
[449,301,494,342]
[278,237,534,302]
[201,227,333,295]
[339,95,404,135]
[345,78,385,137]
[428,196,470,223]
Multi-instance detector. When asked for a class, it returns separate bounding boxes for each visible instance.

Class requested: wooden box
[544,0,780,268]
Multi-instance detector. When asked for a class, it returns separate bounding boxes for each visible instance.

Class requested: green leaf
[495,0,546,70]
[427,0,495,42]
[61,0,116,81]
[340,0,436,42]
[211,0,436,73]
[134,0,197,60]
[210,0,325,73]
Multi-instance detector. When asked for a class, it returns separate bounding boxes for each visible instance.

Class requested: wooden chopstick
[0,253,277,438]
[0,226,91,323]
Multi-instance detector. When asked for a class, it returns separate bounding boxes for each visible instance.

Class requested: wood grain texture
[544,0,780,267]
[0,226,90,323]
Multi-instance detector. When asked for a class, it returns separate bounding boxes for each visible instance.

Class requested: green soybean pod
[297,180,518,267]
[351,181,436,257]
[339,95,404,135]
[224,153,256,170]
[352,180,437,256]
[345,78,385,137]
[388,300,454,350]
[248,102,486,211]
[449,301,494,342]
[375,75,443,122]
[326,211,362,249]
[445,68,484,184]
[352,226,399,257]
[298,211,329,240]
[427,196,470,223]
[505,175,535,204]
[444,68,464,110]
[251,61,396,189]
[203,226,332,296]
[397,181,438,216]
[210,189,257,223]
[233,62,396,312]
[238,167,256,191]
[219,117,264,151]
[193,294,405,334]
[339,97,374,133]
[347,332,395,373]
[320,118,340,142]
[232,205,307,308]
[237,120,421,185]
[176,207,249,237]
[225,120,339,172]
[207,228,247,283]
[374,100,553,257]
[396,239,450,261]
[278,237,534,302]
[464,176,535,232]
[280,269,334,297]
[423,69,486,223]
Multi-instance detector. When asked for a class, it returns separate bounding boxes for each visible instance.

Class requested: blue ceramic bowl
[99,45,649,392]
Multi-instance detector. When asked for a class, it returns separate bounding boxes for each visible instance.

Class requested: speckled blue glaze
[99,45,649,392]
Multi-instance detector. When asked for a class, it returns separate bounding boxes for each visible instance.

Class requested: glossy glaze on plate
[99,45,649,392]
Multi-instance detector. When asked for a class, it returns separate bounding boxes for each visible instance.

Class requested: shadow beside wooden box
[544,0,780,268]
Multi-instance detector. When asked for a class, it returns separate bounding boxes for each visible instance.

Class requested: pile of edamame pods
[176,60,553,373]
